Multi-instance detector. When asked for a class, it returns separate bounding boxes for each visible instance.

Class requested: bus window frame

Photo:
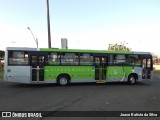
[47,52,61,66]
[140,54,153,70]
[8,50,29,66]
[79,53,93,66]
[60,52,79,66]
[108,54,142,67]
[93,53,108,66]
[47,52,94,66]
[126,54,141,66]
[113,54,127,66]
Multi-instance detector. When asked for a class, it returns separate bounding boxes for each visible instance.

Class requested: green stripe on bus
[40,48,133,54]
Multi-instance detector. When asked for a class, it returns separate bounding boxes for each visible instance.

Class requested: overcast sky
[0,0,160,56]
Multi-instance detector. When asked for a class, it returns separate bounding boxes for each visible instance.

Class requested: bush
[0,69,3,79]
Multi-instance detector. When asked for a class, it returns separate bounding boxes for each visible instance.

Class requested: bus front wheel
[128,75,136,85]
[57,75,70,86]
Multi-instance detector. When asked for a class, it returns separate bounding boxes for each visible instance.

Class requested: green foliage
[0,50,5,58]
[0,50,4,69]
[108,41,131,51]
[0,69,3,79]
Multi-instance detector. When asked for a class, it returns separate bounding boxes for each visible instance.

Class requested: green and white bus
[4,47,153,85]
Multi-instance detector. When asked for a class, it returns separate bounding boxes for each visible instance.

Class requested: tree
[0,50,5,59]
[152,53,159,65]
[0,50,4,69]
[108,41,131,51]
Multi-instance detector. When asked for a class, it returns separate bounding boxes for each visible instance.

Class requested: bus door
[141,56,153,80]
[30,53,46,82]
[95,56,107,83]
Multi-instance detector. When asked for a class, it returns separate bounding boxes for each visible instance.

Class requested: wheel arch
[57,73,71,83]
[128,73,138,81]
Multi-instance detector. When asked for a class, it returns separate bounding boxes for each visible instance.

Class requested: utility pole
[46,0,51,48]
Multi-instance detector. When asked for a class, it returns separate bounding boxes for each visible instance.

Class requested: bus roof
[6,47,37,51]
[40,48,151,55]
[6,47,151,55]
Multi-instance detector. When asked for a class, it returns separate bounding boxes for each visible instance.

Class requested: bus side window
[48,53,60,65]
[80,53,93,65]
[61,53,79,65]
[127,55,141,66]
[8,51,29,65]
[114,55,126,65]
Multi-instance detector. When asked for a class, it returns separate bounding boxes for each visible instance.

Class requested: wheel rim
[130,77,135,84]
[59,77,68,85]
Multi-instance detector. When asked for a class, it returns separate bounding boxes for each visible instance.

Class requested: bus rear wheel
[128,75,136,85]
[57,75,70,86]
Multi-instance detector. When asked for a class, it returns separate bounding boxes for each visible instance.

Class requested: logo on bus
[113,70,118,75]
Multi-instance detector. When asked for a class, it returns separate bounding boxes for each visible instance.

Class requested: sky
[0,0,160,56]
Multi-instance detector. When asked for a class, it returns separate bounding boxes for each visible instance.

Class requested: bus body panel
[133,67,143,81]
[106,66,133,82]
[4,66,30,83]
[44,66,95,83]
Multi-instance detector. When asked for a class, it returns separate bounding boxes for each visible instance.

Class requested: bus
[4,47,153,86]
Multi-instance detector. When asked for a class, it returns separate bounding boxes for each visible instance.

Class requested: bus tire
[57,75,70,86]
[128,75,136,85]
